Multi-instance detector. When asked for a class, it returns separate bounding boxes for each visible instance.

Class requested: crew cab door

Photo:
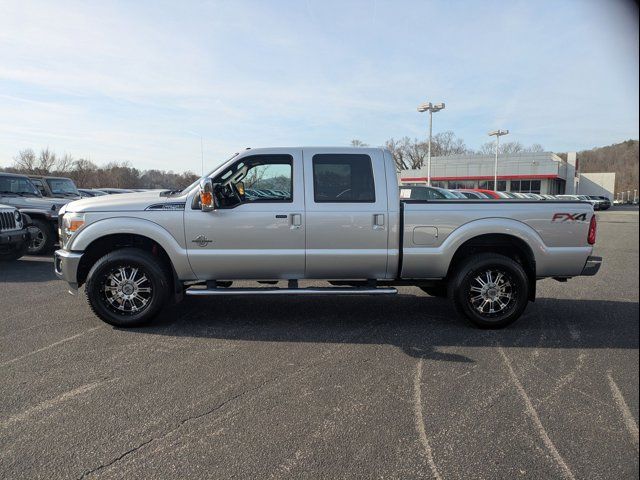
[303,148,389,279]
[184,150,305,280]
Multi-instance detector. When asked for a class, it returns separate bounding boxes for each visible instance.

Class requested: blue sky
[0,0,638,173]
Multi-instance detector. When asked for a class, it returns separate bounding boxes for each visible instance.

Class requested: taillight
[588,215,597,245]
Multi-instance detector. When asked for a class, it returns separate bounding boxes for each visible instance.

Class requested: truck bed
[399,199,594,279]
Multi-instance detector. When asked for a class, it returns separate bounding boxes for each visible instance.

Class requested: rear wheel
[449,253,529,328]
[85,248,170,327]
[27,219,54,255]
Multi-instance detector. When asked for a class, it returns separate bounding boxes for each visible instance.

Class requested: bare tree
[477,141,543,155]
[55,153,75,172]
[13,149,37,172]
[385,138,409,170]
[527,143,545,153]
[35,148,57,174]
[350,139,369,147]
[500,141,525,155]
[431,131,468,156]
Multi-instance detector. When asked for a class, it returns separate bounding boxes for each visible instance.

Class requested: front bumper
[581,256,602,276]
[0,228,30,251]
[54,249,83,289]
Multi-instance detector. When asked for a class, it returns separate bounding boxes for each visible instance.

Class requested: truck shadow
[129,294,639,362]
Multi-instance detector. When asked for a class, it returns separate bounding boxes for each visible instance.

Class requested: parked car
[574,195,601,210]
[519,193,544,200]
[469,189,501,199]
[55,147,601,330]
[399,185,462,200]
[0,172,68,254]
[456,190,490,199]
[0,204,30,261]
[99,188,136,194]
[588,196,611,210]
[78,188,108,198]
[28,175,81,200]
[497,191,518,199]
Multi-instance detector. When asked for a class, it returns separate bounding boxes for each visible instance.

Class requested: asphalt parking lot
[1,208,638,479]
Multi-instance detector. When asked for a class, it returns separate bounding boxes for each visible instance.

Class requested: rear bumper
[581,256,602,276]
[54,249,83,289]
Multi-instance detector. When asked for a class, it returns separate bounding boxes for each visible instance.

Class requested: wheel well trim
[70,217,196,280]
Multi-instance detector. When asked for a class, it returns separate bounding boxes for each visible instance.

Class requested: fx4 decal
[552,212,588,222]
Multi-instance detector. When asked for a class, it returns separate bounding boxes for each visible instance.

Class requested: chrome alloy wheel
[469,269,514,315]
[102,266,153,314]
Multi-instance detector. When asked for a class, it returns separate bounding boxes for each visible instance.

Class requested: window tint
[312,154,375,203]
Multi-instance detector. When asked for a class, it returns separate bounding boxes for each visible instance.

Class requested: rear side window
[312,154,375,203]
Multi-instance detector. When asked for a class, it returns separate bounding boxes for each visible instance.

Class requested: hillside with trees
[568,140,638,194]
[2,148,199,190]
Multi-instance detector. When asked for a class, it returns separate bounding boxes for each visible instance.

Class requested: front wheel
[449,253,530,329]
[27,219,54,255]
[85,248,171,327]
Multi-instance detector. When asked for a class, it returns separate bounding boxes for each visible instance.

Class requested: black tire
[419,285,448,298]
[449,253,530,329]
[85,248,171,327]
[27,219,55,255]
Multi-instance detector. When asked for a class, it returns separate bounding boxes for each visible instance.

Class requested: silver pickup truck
[54,147,601,328]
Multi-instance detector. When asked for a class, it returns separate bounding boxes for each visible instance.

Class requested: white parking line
[607,371,639,451]
[498,347,575,480]
[0,326,102,368]
[413,358,442,480]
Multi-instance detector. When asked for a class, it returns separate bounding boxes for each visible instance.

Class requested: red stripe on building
[400,174,559,182]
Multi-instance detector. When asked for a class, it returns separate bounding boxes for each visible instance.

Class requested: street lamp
[488,129,509,190]
[417,101,445,185]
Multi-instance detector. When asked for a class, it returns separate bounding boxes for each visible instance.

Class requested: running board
[185,286,398,296]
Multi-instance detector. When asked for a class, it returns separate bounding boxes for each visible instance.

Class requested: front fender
[69,217,196,279]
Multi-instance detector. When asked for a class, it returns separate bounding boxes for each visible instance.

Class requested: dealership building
[399,151,579,195]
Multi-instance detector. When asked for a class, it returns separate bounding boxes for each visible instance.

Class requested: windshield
[46,178,79,196]
[0,175,42,196]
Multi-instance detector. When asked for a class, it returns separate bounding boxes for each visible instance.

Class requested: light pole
[488,129,509,190]
[417,101,445,186]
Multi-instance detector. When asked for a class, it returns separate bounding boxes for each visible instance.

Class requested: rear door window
[312,154,375,203]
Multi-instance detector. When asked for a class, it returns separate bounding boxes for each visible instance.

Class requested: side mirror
[199,178,217,212]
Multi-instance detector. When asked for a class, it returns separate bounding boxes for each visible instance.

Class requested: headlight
[14,210,22,225]
[60,213,85,249]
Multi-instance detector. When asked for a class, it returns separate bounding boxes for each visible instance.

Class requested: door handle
[373,214,385,229]
[291,213,302,229]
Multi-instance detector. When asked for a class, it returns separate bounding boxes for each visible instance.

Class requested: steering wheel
[335,188,352,199]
